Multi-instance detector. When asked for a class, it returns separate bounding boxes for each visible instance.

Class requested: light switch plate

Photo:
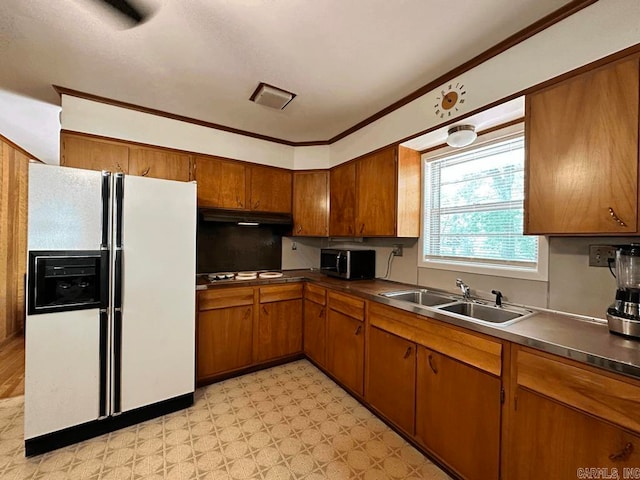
[589,245,617,267]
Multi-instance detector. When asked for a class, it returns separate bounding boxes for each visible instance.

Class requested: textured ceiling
[0,0,573,152]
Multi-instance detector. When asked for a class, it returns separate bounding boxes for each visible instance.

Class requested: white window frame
[418,124,548,281]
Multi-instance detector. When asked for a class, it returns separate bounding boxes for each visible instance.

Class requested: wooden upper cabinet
[356,146,396,236]
[61,133,193,182]
[329,145,420,237]
[129,147,190,182]
[61,133,129,173]
[329,161,356,236]
[526,58,639,234]
[249,165,292,213]
[293,171,329,236]
[194,155,246,209]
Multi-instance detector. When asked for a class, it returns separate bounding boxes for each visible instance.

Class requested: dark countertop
[196,269,640,380]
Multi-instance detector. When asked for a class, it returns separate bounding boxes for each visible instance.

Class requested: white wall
[0,89,61,163]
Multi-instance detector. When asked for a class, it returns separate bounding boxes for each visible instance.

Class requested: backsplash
[197,220,289,273]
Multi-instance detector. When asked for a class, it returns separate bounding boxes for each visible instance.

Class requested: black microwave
[320,249,375,280]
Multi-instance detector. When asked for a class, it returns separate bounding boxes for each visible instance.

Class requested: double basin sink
[380,289,535,326]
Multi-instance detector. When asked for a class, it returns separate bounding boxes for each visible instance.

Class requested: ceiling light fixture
[446,125,477,148]
[250,82,296,110]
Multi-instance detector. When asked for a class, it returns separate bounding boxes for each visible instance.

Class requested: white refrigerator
[25,163,196,455]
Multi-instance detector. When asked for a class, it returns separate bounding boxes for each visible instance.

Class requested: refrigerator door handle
[112,173,125,415]
[100,250,110,309]
[114,173,124,249]
[98,309,109,418]
[100,171,111,249]
[112,306,122,415]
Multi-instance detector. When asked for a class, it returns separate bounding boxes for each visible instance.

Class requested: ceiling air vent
[250,82,296,110]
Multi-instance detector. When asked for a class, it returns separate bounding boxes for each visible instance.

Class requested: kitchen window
[420,129,548,280]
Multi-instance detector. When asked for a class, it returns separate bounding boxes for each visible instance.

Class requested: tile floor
[0,360,451,479]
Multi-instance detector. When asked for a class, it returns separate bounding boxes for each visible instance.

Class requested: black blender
[607,244,640,338]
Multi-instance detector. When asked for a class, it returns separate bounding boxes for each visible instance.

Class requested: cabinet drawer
[259,283,303,303]
[304,283,326,306]
[516,347,640,433]
[198,287,254,311]
[327,290,365,321]
[368,302,501,376]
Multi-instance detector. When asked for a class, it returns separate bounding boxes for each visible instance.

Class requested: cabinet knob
[262,306,268,315]
[359,223,365,234]
[348,225,353,234]
[297,225,303,233]
[237,197,243,207]
[403,346,412,359]
[609,207,627,227]
[609,442,633,461]
[141,167,150,177]
[354,325,362,335]
[318,308,325,318]
[428,354,438,374]
[254,200,260,210]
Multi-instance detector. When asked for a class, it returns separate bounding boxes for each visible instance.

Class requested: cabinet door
[256,299,302,361]
[326,309,364,396]
[303,299,326,366]
[416,347,501,480]
[526,58,639,234]
[249,166,292,213]
[366,326,416,434]
[129,147,190,182]
[509,388,640,479]
[293,171,329,236]
[61,134,128,173]
[329,162,356,236]
[356,146,396,236]
[197,305,253,379]
[194,156,246,209]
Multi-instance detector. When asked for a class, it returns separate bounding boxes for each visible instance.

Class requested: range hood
[199,208,293,226]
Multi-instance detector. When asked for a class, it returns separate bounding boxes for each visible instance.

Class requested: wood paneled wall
[0,138,29,345]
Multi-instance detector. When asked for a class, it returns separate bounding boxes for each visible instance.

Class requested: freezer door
[24,309,101,439]
[28,164,104,250]
[116,176,196,413]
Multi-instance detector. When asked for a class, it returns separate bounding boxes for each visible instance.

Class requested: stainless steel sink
[380,289,457,307]
[437,301,534,325]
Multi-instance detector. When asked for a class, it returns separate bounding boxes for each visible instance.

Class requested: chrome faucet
[456,278,471,301]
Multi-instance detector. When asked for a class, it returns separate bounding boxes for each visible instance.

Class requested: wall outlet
[392,244,403,257]
[291,242,297,251]
[589,244,617,267]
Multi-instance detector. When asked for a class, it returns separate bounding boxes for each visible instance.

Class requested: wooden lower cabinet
[326,309,365,396]
[256,284,303,362]
[256,299,303,361]
[509,388,640,479]
[365,326,416,434]
[197,305,253,379]
[416,346,501,480]
[303,299,326,366]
